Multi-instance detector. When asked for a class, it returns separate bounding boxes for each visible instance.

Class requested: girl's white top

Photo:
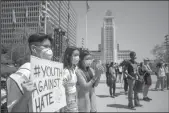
[165,66,169,73]
[158,67,166,77]
[63,68,77,94]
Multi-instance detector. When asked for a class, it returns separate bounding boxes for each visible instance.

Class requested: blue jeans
[64,92,78,112]
[155,76,165,90]
[127,79,139,106]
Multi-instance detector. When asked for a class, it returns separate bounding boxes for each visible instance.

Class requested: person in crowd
[106,63,110,86]
[142,58,153,101]
[164,63,169,90]
[115,63,118,82]
[120,60,128,95]
[108,62,117,98]
[154,63,159,90]
[123,67,128,95]
[75,49,104,112]
[62,46,80,112]
[118,65,123,87]
[7,33,53,112]
[136,62,145,93]
[123,51,142,109]
[155,62,166,91]
[154,62,161,90]
[138,62,145,83]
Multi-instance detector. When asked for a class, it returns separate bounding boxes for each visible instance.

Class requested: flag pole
[85,11,88,49]
[85,1,89,49]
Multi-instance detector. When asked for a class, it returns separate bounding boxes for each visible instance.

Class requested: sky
[71,1,168,62]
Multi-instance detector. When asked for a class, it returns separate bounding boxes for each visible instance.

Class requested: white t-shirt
[164,66,169,74]
[119,66,122,72]
[63,68,77,94]
[158,67,166,77]
[7,62,32,112]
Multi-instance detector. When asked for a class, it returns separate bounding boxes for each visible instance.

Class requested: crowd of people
[105,52,169,110]
[4,33,169,112]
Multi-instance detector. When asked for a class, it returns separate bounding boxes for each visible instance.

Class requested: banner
[30,56,66,112]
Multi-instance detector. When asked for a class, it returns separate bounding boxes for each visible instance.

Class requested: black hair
[78,48,94,81]
[140,62,143,67]
[28,33,53,50]
[110,62,114,67]
[78,48,91,70]
[63,46,79,69]
[130,51,136,57]
[157,62,162,68]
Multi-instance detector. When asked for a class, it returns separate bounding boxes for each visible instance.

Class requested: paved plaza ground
[95,74,169,112]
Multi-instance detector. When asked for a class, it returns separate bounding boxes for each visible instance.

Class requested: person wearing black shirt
[108,62,117,98]
[123,52,142,109]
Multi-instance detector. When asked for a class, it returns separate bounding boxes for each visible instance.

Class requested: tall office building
[1,1,77,47]
[101,10,117,64]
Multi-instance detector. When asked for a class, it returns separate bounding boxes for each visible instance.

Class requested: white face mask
[33,45,53,60]
[40,48,53,60]
[85,59,93,67]
[72,56,79,65]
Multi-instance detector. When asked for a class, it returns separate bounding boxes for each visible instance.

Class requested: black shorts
[118,72,122,74]
[144,73,152,85]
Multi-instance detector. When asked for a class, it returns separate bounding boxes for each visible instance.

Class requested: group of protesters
[6,33,105,112]
[5,33,169,112]
[105,52,169,110]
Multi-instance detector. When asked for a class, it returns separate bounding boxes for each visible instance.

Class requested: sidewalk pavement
[95,74,169,112]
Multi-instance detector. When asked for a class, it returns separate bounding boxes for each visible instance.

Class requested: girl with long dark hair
[76,48,104,112]
[62,46,80,112]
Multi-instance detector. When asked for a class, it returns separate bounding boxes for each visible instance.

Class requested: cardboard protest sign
[30,56,66,112]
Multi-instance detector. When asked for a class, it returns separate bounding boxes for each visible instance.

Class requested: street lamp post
[53,28,59,61]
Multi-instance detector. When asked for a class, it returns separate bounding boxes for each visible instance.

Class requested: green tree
[151,44,166,62]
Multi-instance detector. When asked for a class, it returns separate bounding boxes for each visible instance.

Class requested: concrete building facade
[90,50,101,61]
[101,10,117,64]
[117,43,132,63]
[1,1,77,47]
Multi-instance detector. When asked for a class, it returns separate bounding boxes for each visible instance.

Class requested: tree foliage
[151,44,166,61]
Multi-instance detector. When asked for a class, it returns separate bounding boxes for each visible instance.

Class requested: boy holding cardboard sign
[7,33,54,112]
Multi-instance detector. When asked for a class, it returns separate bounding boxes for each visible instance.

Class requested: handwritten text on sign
[30,56,66,112]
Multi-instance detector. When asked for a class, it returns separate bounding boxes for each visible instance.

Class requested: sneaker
[147,97,152,100]
[135,104,143,107]
[128,105,136,110]
[111,95,115,98]
[143,97,150,101]
[154,88,158,91]
[113,94,117,97]
[110,95,115,98]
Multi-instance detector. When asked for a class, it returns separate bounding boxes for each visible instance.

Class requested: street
[95,74,169,112]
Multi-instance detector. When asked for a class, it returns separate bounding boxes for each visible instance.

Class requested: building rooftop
[118,50,132,53]
[90,50,101,52]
